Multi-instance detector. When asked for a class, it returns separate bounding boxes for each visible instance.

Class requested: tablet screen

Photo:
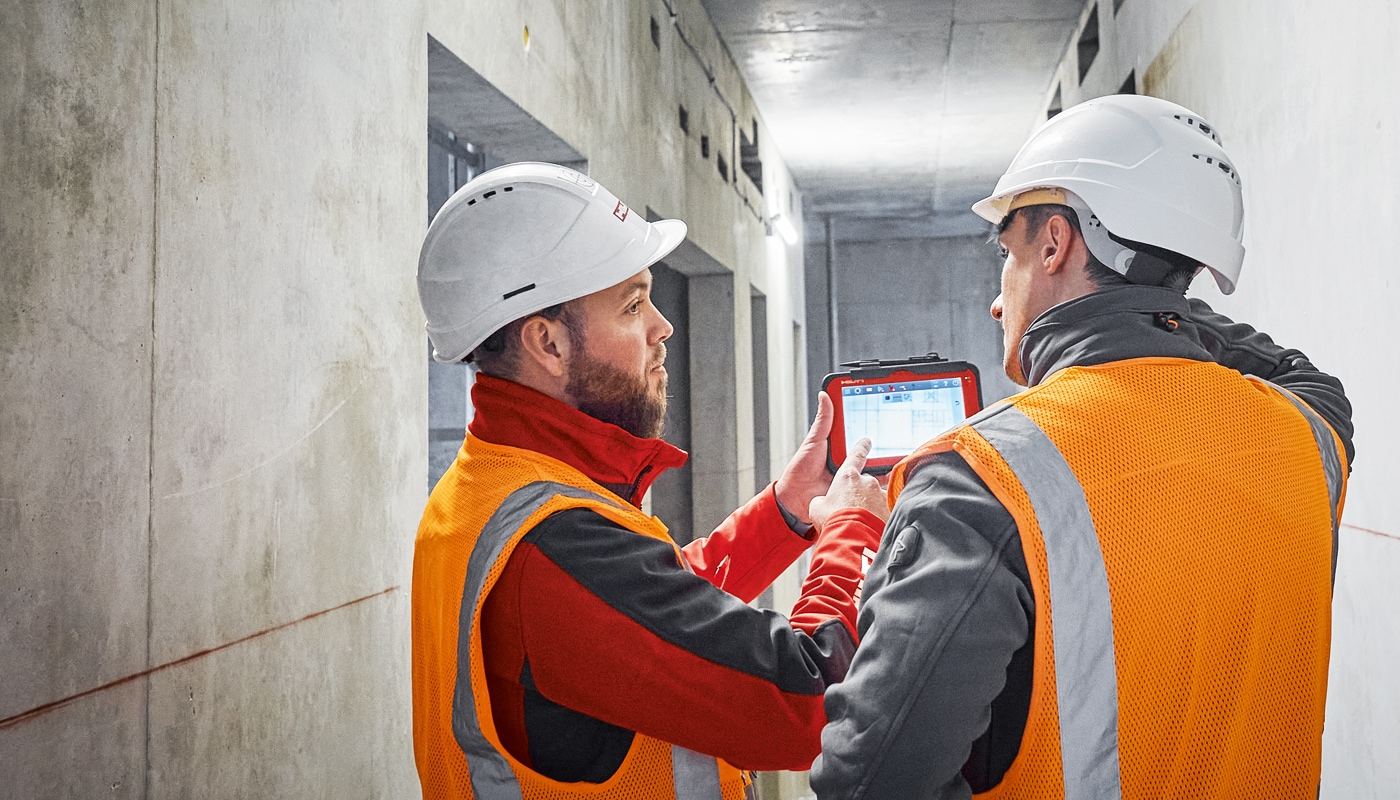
[824,362,982,475]
[841,378,968,459]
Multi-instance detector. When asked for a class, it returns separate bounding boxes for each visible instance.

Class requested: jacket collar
[467,373,688,507]
[1019,285,1215,387]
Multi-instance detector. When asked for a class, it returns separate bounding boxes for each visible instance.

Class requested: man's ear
[1040,214,1076,276]
[518,316,571,379]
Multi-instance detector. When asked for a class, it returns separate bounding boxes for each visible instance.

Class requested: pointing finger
[843,437,871,476]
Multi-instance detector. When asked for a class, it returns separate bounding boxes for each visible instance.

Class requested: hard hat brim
[646,218,688,270]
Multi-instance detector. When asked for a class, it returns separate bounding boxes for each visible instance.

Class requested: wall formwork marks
[2,0,427,795]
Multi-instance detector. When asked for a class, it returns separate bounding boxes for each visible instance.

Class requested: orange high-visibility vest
[412,434,751,800]
[890,357,1347,800]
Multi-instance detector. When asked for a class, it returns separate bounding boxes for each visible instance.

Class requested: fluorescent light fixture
[770,213,799,245]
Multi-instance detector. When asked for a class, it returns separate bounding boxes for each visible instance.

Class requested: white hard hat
[973,95,1245,294]
[418,162,687,363]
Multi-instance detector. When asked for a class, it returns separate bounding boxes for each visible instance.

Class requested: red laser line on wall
[1342,523,1399,542]
[0,586,398,732]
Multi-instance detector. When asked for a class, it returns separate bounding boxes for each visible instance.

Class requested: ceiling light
[769,213,799,245]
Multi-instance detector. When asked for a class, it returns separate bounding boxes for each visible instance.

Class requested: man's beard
[567,343,668,439]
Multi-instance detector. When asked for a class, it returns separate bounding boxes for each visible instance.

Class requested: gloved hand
[774,392,838,526]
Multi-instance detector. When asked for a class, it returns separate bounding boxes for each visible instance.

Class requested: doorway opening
[425,34,586,489]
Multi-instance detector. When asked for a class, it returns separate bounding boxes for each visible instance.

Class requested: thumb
[804,391,835,444]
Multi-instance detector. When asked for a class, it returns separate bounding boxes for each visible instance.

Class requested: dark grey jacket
[809,285,1354,800]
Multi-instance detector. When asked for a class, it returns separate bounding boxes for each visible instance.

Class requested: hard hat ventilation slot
[502,283,536,300]
[1174,114,1222,144]
[484,190,497,199]
[503,186,514,192]
[1192,154,1241,187]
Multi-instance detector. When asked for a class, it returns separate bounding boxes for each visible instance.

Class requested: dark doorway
[426,124,494,490]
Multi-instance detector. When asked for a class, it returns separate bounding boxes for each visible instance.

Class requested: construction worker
[412,162,887,799]
[811,95,1354,799]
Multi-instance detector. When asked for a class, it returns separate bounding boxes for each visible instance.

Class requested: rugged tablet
[823,354,983,476]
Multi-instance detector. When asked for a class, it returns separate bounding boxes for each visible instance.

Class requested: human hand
[808,437,889,530]
[774,392,837,524]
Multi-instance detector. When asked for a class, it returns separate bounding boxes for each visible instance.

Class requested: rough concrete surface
[0,680,149,799]
[143,0,425,794]
[146,591,412,798]
[688,273,744,535]
[806,233,1019,407]
[425,0,785,289]
[4,0,425,796]
[0,0,156,769]
[701,0,1084,219]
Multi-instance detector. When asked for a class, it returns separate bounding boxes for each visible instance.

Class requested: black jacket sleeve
[1184,297,1355,466]
[810,451,1034,800]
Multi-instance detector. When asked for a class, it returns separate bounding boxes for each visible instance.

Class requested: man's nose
[990,294,1004,322]
[651,307,674,343]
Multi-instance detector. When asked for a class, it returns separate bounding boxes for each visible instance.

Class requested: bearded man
[411,162,888,800]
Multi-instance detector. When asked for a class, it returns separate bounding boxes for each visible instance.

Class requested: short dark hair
[469,302,576,378]
[1000,204,1197,292]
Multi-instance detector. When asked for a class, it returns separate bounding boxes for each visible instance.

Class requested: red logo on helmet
[613,202,630,222]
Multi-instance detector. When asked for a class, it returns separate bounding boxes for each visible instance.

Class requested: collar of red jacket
[467,373,688,507]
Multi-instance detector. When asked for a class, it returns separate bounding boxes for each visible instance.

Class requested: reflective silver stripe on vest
[672,746,723,800]
[450,481,725,799]
[1267,384,1346,585]
[975,406,1123,800]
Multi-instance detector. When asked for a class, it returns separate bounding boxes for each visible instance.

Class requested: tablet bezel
[823,360,983,475]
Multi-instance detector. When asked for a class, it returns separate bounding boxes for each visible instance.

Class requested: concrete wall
[1044,1,1400,794]
[804,230,1022,411]
[2,0,812,797]
[1,0,427,796]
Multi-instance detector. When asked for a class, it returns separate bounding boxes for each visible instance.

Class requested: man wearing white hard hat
[812,96,1354,799]
[411,162,888,799]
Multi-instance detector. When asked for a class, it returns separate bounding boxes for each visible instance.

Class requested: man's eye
[628,300,643,314]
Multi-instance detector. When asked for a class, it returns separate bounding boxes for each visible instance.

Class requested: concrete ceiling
[699,0,1087,228]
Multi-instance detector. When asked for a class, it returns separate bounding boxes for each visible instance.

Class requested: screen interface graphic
[841,378,967,459]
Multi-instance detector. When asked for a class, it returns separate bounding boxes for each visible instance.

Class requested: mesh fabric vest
[891,357,1345,800]
[412,434,750,800]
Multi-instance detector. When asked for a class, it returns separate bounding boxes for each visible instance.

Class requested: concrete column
[3,0,425,796]
[143,1,424,794]
[802,233,834,405]
[649,262,695,544]
[688,273,741,537]
[0,2,157,796]
[751,291,771,490]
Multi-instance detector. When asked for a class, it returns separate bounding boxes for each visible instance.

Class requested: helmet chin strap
[1060,190,1182,287]
[1060,190,1135,274]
